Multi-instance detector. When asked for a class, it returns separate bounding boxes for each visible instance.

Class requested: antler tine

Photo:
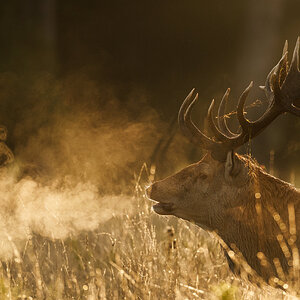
[217,88,238,137]
[280,40,289,85]
[260,64,277,99]
[236,81,254,132]
[178,89,199,141]
[260,42,289,100]
[280,36,300,116]
[289,36,299,73]
[207,99,232,142]
[283,40,288,56]
[272,51,288,101]
[178,88,195,135]
[178,89,217,149]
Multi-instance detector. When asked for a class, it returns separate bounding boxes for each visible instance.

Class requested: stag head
[148,152,253,230]
[146,37,300,278]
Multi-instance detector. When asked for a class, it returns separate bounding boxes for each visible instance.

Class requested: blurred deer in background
[147,37,300,286]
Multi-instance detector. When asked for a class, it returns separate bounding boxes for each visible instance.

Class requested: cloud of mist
[0,167,133,259]
[0,72,184,259]
[4,73,163,189]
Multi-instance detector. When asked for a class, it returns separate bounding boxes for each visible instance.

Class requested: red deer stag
[147,38,300,286]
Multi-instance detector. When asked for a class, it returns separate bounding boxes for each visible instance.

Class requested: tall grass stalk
[0,167,297,299]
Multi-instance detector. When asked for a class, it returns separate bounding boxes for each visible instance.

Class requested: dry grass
[0,172,298,300]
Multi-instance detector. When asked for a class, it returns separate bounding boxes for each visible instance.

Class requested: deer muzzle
[146,184,175,215]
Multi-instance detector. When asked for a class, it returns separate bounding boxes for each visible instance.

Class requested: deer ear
[224,151,244,181]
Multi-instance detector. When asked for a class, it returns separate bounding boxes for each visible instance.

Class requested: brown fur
[147,152,300,284]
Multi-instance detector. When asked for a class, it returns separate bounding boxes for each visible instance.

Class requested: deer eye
[199,174,208,180]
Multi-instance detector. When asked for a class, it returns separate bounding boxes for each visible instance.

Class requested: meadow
[0,165,298,300]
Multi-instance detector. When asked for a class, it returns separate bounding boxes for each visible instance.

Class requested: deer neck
[216,169,300,280]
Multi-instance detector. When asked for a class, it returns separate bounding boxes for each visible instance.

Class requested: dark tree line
[0,0,299,182]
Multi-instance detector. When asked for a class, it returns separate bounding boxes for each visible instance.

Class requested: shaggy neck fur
[218,159,300,283]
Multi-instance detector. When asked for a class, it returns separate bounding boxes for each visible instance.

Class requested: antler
[178,37,300,161]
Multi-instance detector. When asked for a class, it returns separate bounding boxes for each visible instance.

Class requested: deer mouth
[152,202,175,215]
